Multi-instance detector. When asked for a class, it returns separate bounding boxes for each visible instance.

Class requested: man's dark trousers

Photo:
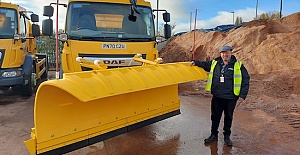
[210,96,237,136]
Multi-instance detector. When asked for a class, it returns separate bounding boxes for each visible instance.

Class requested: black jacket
[194,55,250,100]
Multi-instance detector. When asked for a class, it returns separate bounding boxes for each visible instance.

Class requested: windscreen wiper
[69,36,119,42]
[0,35,13,39]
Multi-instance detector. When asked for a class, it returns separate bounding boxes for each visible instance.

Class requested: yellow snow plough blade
[24,62,207,154]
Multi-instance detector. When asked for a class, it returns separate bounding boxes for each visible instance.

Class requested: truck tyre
[21,65,36,97]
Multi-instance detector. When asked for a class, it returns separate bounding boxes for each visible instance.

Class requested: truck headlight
[2,70,22,77]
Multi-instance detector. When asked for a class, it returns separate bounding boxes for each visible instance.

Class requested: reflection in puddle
[204,141,241,155]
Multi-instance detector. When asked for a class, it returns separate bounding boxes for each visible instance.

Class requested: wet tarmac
[1,88,300,155]
[67,96,216,155]
[68,95,300,155]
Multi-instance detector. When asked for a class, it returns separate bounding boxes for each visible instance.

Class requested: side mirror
[163,12,170,23]
[32,24,40,37]
[42,19,53,36]
[128,15,137,22]
[30,14,39,22]
[164,24,171,39]
[43,5,54,17]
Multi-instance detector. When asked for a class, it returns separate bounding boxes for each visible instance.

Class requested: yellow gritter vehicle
[0,2,48,96]
[24,0,207,154]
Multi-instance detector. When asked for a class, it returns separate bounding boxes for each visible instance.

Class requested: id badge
[220,76,224,83]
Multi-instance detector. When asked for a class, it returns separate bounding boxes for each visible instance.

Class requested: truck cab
[42,0,171,73]
[0,2,47,96]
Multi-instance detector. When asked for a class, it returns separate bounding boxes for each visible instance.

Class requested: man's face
[220,50,232,62]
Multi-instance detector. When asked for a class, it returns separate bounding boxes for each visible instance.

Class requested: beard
[222,56,230,62]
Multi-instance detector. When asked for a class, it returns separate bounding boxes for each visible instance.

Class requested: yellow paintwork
[0,2,28,69]
[62,40,157,73]
[133,54,163,65]
[0,3,41,68]
[60,0,155,73]
[77,57,108,70]
[25,62,207,154]
[0,2,19,10]
[35,58,46,78]
[0,2,46,79]
[24,128,36,155]
[68,0,151,7]
[24,0,207,154]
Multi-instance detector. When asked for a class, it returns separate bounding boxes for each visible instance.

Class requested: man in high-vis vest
[191,45,250,146]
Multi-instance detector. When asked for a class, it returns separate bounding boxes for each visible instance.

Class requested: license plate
[102,44,126,49]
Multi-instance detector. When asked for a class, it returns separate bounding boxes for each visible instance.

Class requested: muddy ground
[0,81,300,155]
[1,12,300,155]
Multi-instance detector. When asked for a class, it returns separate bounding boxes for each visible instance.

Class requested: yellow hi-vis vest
[205,60,243,96]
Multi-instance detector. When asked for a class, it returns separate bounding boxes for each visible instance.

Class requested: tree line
[235,11,282,25]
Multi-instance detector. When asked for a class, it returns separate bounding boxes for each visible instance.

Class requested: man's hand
[190,61,195,66]
[236,98,245,107]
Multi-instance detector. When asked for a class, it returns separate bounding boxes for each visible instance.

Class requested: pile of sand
[161,12,300,129]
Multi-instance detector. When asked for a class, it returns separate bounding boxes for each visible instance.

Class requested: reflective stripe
[234,84,241,87]
[234,74,242,78]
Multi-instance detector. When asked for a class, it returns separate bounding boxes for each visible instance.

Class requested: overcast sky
[3,0,300,33]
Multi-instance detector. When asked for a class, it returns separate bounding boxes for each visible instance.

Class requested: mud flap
[25,62,207,154]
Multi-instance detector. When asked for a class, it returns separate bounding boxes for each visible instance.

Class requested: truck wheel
[21,65,36,97]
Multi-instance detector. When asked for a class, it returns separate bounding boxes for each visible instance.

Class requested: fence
[39,49,60,71]
[37,37,62,71]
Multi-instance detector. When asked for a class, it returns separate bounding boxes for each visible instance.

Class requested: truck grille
[78,54,146,69]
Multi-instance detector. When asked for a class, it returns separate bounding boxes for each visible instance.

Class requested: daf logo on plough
[82,57,142,66]
[102,44,126,49]
[103,60,125,64]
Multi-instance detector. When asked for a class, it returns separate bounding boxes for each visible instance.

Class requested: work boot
[224,135,233,146]
[204,134,218,143]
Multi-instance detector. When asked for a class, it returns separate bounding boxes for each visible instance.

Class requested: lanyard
[221,64,227,76]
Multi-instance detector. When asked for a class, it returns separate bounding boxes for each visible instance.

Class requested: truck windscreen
[66,2,155,41]
[0,8,17,39]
